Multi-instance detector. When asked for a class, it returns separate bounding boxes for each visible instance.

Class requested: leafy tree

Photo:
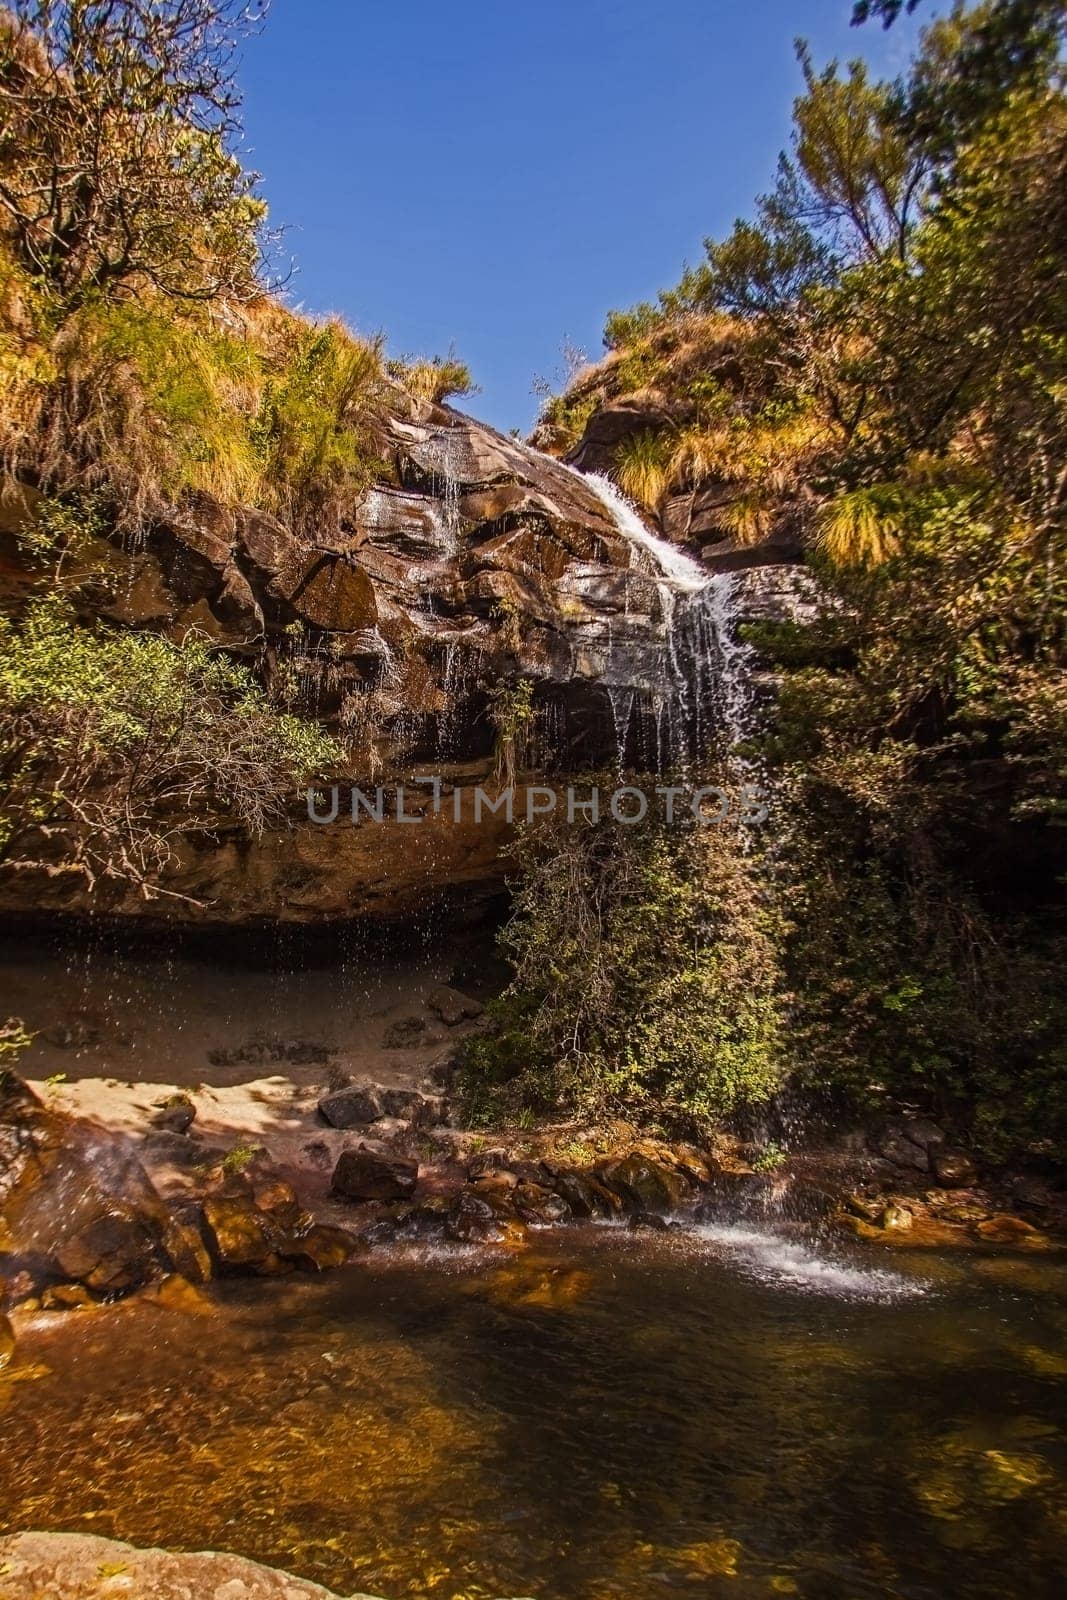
[0,0,270,313]
[0,596,338,900]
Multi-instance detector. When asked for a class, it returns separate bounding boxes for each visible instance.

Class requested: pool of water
[3,1223,1067,1599]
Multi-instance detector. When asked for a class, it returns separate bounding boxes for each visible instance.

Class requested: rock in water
[331,1149,419,1202]
[595,1153,689,1213]
[0,1311,14,1370]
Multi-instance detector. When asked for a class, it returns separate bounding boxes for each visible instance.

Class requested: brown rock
[446,1191,505,1243]
[596,1152,689,1214]
[976,1214,1048,1246]
[286,554,378,630]
[200,1194,276,1271]
[318,1084,384,1127]
[931,1147,978,1186]
[53,1212,165,1294]
[426,985,484,1026]
[331,1148,419,1202]
[279,1223,361,1272]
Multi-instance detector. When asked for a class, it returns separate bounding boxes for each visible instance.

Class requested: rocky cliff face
[0,392,812,927]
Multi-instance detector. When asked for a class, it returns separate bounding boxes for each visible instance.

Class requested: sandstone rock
[628,1211,674,1232]
[40,1282,95,1310]
[161,1206,214,1285]
[426,985,484,1026]
[843,1192,887,1222]
[53,1212,164,1294]
[931,1147,978,1186]
[880,1203,914,1231]
[141,1129,215,1169]
[1012,1175,1053,1210]
[942,1203,990,1224]
[566,397,674,474]
[548,1168,622,1219]
[0,1531,383,1600]
[200,1194,278,1272]
[446,1191,505,1243]
[279,1223,361,1272]
[318,1084,383,1128]
[150,1094,196,1135]
[331,1148,418,1202]
[382,1015,441,1049]
[512,1181,571,1226]
[596,1152,689,1214]
[976,1214,1048,1246]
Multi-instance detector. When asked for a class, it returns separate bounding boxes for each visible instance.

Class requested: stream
[3,1223,1067,1599]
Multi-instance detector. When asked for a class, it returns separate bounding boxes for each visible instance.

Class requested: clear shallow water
[3,1226,1067,1600]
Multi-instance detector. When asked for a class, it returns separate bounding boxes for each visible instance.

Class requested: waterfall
[575,469,758,770]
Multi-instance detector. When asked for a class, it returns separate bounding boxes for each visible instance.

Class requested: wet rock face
[0,393,817,927]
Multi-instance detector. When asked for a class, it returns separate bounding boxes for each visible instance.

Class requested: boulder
[200,1193,279,1272]
[149,1095,197,1135]
[512,1181,571,1226]
[875,1126,929,1170]
[382,1015,442,1049]
[930,1146,978,1186]
[1,1075,176,1299]
[596,1152,689,1214]
[53,1212,164,1294]
[331,1148,419,1202]
[318,1084,384,1128]
[279,1223,361,1272]
[0,1531,380,1600]
[378,1087,444,1125]
[879,1203,914,1231]
[0,1312,14,1370]
[549,1168,622,1219]
[628,1211,674,1232]
[446,1191,505,1243]
[426,985,484,1026]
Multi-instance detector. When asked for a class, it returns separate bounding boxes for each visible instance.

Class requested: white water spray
[573,468,759,768]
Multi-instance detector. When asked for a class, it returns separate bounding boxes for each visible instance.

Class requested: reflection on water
[2,1227,1067,1600]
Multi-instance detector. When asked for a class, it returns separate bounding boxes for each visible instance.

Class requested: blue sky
[240,1,931,434]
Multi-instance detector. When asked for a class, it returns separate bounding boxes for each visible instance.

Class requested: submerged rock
[331,1148,419,1202]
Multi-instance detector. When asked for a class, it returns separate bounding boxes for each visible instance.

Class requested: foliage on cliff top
[0,0,473,541]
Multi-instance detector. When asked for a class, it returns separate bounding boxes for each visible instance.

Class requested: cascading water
[574,468,759,771]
